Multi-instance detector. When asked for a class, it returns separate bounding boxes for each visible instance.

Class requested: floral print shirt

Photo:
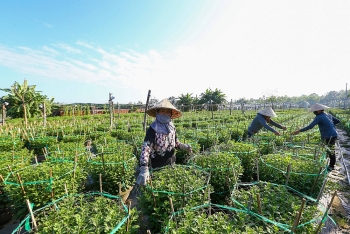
[139,126,181,167]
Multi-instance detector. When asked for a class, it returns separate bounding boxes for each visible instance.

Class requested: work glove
[179,143,192,154]
[136,166,149,186]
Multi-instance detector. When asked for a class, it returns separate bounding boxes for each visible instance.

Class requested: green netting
[12,192,132,234]
[164,202,305,233]
[85,152,137,194]
[3,160,87,219]
[230,181,332,233]
[187,151,243,204]
[258,153,328,198]
[139,164,212,233]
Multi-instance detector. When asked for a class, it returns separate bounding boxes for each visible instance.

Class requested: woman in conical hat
[136,98,192,186]
[292,103,340,172]
[247,107,287,138]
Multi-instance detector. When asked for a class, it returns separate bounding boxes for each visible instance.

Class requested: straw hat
[308,103,329,112]
[146,98,182,119]
[258,107,277,117]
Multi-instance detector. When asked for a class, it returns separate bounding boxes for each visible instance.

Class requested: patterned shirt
[139,126,181,167]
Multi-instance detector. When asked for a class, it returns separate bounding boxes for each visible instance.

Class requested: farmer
[292,103,340,171]
[247,107,287,138]
[136,98,192,186]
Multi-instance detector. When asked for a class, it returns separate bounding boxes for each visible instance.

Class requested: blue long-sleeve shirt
[300,112,340,139]
[248,113,284,135]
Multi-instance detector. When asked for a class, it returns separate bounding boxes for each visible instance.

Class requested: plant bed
[85,143,137,195]
[2,160,87,219]
[258,153,327,198]
[139,165,213,233]
[187,151,243,205]
[230,181,328,233]
[164,203,291,233]
[12,192,139,234]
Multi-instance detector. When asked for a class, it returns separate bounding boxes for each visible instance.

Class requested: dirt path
[320,128,350,234]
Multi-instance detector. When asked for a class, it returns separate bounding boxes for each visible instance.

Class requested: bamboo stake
[315,191,337,234]
[316,176,328,202]
[50,168,54,200]
[285,164,291,186]
[34,156,38,164]
[7,165,15,178]
[126,200,131,232]
[0,174,4,183]
[149,176,156,207]
[16,173,26,196]
[291,198,306,232]
[257,193,262,215]
[310,167,323,196]
[26,199,38,231]
[99,174,103,193]
[208,187,211,215]
[256,159,260,181]
[101,147,106,171]
[169,197,177,227]
[64,183,68,195]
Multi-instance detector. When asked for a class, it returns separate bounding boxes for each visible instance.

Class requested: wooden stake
[126,200,131,232]
[291,198,306,232]
[7,165,15,178]
[315,191,337,234]
[310,167,323,196]
[285,164,291,186]
[149,177,156,207]
[256,159,260,181]
[316,176,328,202]
[26,199,38,231]
[16,173,26,196]
[64,183,68,195]
[208,187,211,215]
[257,193,262,215]
[50,168,54,200]
[101,148,106,171]
[99,174,102,193]
[0,174,4,183]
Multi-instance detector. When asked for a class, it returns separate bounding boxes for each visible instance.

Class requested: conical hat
[146,98,182,119]
[308,103,329,112]
[258,107,277,117]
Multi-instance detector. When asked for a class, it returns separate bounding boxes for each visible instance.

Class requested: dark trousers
[324,137,337,167]
[150,154,176,169]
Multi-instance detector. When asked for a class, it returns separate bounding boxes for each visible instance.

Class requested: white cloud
[53,43,82,54]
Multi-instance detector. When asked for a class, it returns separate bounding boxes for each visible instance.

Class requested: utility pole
[143,90,151,132]
[2,102,9,126]
[109,93,115,128]
[345,83,348,110]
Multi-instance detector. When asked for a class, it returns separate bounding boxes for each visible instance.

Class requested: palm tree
[177,93,194,111]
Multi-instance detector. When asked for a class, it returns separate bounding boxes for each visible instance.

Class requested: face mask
[313,111,318,115]
[156,113,171,123]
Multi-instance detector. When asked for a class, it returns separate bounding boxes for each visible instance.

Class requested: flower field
[0,108,348,233]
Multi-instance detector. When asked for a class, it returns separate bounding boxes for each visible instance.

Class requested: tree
[177,93,194,111]
[0,80,54,126]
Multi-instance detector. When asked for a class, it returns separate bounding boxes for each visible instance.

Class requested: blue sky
[1,1,350,104]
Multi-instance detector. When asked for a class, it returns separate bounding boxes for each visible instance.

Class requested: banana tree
[0,80,53,126]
